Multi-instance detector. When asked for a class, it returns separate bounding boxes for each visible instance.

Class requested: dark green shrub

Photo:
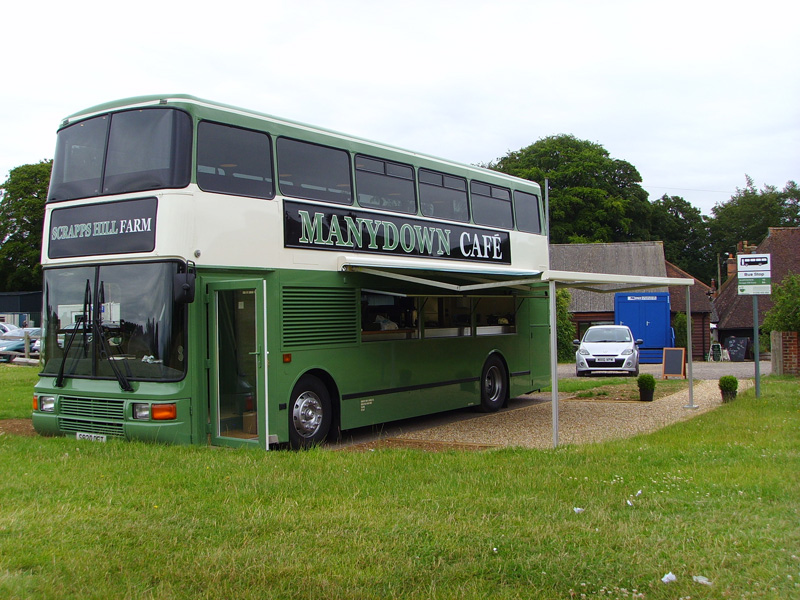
[719,375,739,393]
[637,373,656,392]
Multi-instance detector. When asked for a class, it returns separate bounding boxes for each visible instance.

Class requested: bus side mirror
[174,262,196,304]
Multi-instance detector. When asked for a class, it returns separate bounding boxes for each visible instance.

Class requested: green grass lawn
[0,363,38,419]
[1,365,799,599]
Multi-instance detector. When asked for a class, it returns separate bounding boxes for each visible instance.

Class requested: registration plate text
[76,432,107,443]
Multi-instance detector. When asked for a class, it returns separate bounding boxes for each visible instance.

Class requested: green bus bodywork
[34,95,551,449]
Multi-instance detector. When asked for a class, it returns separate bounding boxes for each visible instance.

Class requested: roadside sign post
[737,253,771,397]
[754,296,760,397]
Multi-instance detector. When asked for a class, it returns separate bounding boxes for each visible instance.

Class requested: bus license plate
[76,432,107,443]
[596,357,615,363]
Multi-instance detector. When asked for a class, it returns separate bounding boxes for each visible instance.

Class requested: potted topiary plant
[637,373,656,402]
[719,375,738,402]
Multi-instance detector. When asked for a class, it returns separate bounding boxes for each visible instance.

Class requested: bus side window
[471,182,513,229]
[514,190,542,234]
[419,169,469,222]
[355,155,417,214]
[197,121,274,199]
[277,138,352,204]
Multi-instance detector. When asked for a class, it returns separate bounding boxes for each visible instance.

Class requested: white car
[0,323,21,335]
[574,325,642,377]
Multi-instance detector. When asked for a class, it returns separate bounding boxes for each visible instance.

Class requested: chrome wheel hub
[292,392,323,437]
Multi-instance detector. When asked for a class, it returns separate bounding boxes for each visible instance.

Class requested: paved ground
[558,359,770,381]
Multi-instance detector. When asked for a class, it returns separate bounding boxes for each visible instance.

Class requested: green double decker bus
[32,95,551,449]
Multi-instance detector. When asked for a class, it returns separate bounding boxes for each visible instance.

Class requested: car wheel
[288,375,332,450]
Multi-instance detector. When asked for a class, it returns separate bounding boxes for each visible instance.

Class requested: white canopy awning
[341,257,698,448]
[543,269,696,447]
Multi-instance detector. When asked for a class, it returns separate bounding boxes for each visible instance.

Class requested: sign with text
[737,253,771,295]
[283,200,511,265]
[48,197,158,259]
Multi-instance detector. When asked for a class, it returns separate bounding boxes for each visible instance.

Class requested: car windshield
[584,328,632,343]
[40,262,187,382]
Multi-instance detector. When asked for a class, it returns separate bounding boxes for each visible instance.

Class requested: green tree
[709,176,800,263]
[0,160,52,291]
[488,135,651,244]
[762,272,800,333]
[650,195,713,283]
[672,312,688,350]
[555,289,575,362]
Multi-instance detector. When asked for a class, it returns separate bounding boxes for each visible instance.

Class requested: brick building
[714,227,800,370]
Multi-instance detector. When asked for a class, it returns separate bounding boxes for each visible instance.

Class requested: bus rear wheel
[479,355,508,413]
[288,375,332,449]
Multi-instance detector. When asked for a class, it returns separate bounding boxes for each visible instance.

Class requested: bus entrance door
[207,280,267,448]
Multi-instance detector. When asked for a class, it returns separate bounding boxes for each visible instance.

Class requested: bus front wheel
[479,355,508,413]
[288,375,332,449]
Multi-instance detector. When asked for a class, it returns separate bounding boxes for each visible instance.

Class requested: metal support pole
[549,279,559,448]
[754,295,761,397]
[684,286,697,409]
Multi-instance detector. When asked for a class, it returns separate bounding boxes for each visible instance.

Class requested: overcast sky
[2,0,797,216]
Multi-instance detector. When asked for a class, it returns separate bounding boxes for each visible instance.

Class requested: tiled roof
[665,261,713,314]
[550,242,667,313]
[715,228,800,329]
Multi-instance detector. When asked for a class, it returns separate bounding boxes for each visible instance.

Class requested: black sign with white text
[284,200,511,265]
[48,197,158,259]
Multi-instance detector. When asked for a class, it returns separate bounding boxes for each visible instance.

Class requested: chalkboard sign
[662,347,686,379]
[725,336,749,362]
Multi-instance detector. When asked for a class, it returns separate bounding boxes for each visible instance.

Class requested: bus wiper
[94,323,133,392]
[55,280,92,388]
[95,282,134,393]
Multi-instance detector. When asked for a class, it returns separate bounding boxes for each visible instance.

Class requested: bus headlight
[37,396,56,412]
[132,403,151,420]
[132,403,177,420]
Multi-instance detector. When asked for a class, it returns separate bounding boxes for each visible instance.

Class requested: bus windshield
[48,108,192,202]
[41,262,187,382]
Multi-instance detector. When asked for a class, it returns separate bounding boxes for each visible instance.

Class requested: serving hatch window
[360,291,418,341]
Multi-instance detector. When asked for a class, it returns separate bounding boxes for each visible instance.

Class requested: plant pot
[639,389,654,402]
[721,391,737,403]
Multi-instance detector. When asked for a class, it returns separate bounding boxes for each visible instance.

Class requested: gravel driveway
[336,361,768,450]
